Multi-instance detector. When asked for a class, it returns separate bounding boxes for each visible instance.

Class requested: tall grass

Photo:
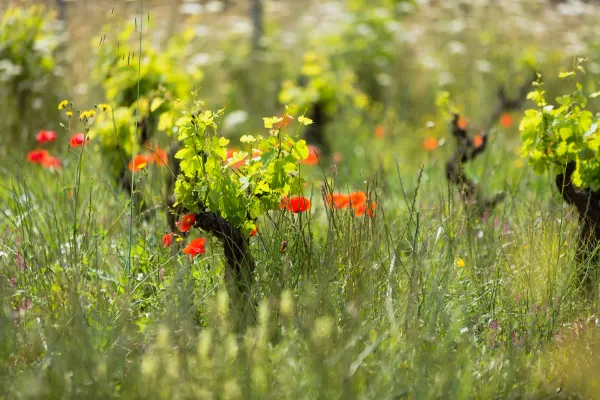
[1,144,598,397]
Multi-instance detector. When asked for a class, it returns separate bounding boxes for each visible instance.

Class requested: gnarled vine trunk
[166,143,256,328]
[556,161,600,295]
[445,78,532,214]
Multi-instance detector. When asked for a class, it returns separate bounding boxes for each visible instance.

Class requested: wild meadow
[3,0,600,398]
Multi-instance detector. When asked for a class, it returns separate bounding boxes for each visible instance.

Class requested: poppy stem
[127,0,144,282]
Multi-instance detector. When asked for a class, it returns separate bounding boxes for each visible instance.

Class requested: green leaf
[218,137,230,147]
[240,135,256,143]
[559,127,572,140]
[559,71,575,78]
[176,116,192,127]
[150,97,164,112]
[526,90,546,106]
[555,95,571,106]
[174,147,193,160]
[298,116,314,126]
[254,180,271,195]
[284,162,297,173]
[263,117,279,129]
[292,140,309,160]
[579,148,595,160]
[260,149,275,165]
[587,136,600,152]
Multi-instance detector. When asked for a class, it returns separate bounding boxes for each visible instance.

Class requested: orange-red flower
[176,213,196,233]
[129,155,149,172]
[349,191,367,207]
[27,149,49,163]
[499,112,513,128]
[354,202,376,217]
[457,117,469,130]
[250,227,258,237]
[162,232,173,248]
[326,193,351,209]
[280,196,311,213]
[300,145,320,165]
[473,134,484,148]
[149,147,168,166]
[69,133,87,148]
[41,156,62,170]
[423,137,438,152]
[183,237,206,257]
[374,125,385,139]
[36,130,57,144]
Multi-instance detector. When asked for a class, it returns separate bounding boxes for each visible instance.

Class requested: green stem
[128,1,143,281]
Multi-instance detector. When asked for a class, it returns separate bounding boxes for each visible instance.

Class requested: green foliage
[173,106,309,234]
[323,5,401,101]
[89,23,200,163]
[0,5,64,140]
[520,66,600,190]
[0,6,59,85]
[278,51,369,116]
[93,23,201,108]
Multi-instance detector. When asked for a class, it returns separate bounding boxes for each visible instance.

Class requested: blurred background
[4,0,600,141]
[4,0,600,199]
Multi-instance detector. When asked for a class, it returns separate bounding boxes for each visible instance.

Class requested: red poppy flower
[457,117,469,130]
[423,137,438,152]
[149,147,168,166]
[349,191,367,207]
[250,227,258,237]
[162,232,173,248]
[41,156,62,170]
[176,213,196,233]
[280,196,311,213]
[354,202,376,217]
[27,149,49,163]
[69,133,87,148]
[325,193,350,209]
[36,130,57,144]
[473,134,484,148]
[183,237,206,257]
[374,125,385,139]
[300,145,320,165]
[129,155,149,172]
[368,202,376,217]
[499,112,513,128]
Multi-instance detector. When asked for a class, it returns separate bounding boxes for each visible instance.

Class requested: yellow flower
[514,159,524,169]
[97,103,112,112]
[455,258,466,268]
[58,100,69,110]
[79,109,97,120]
[65,111,73,117]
